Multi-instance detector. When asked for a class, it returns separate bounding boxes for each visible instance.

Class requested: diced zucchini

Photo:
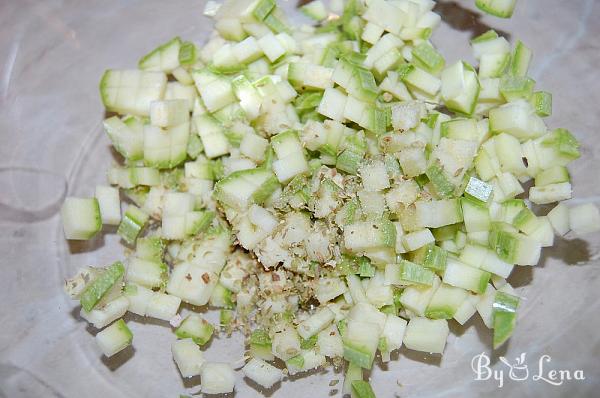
[315,277,348,304]
[61,197,102,240]
[80,296,129,329]
[95,319,132,357]
[250,329,274,361]
[534,128,580,169]
[136,237,165,263]
[499,75,535,102]
[343,319,380,369]
[410,243,448,273]
[297,307,335,339]
[316,325,344,358]
[385,260,435,286]
[547,202,570,236]
[443,258,490,294]
[166,262,217,306]
[301,1,328,21]
[509,40,532,77]
[343,220,396,252]
[343,362,363,396]
[403,317,449,354]
[146,291,181,321]
[489,100,545,141]
[138,37,181,72]
[569,203,600,235]
[103,116,144,161]
[200,362,235,394]
[272,328,301,361]
[175,314,214,346]
[492,291,520,348]
[172,338,205,378]
[475,0,516,18]
[214,167,279,210]
[464,177,493,205]
[416,199,463,228]
[99,69,167,116]
[149,99,190,128]
[127,257,167,289]
[412,42,445,75]
[399,276,441,316]
[362,0,405,35]
[494,133,527,175]
[351,381,376,398]
[530,91,552,117]
[459,244,513,278]
[117,205,149,245]
[80,261,125,312]
[489,228,541,265]
[398,64,441,97]
[453,293,481,325]
[402,229,435,252]
[441,61,480,115]
[425,283,468,319]
[192,69,236,112]
[529,182,572,204]
[288,62,333,90]
[242,358,283,389]
[535,166,569,187]
[286,350,326,375]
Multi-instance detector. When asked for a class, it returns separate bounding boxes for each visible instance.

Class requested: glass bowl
[1,1,598,397]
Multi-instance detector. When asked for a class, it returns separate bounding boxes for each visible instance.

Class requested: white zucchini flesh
[475,0,517,18]
[272,328,301,361]
[569,203,600,235]
[365,271,394,307]
[167,262,217,306]
[242,358,283,389]
[126,257,166,289]
[81,296,129,329]
[138,37,181,72]
[443,258,490,294]
[403,317,449,354]
[380,314,408,361]
[297,307,335,339]
[547,202,570,236]
[95,319,132,357]
[100,69,167,116]
[399,276,441,316]
[95,186,121,226]
[200,362,236,394]
[149,99,189,128]
[346,274,368,304]
[192,70,236,113]
[528,216,555,247]
[425,284,469,319]
[348,302,386,332]
[146,291,181,321]
[402,229,435,252]
[529,182,572,205]
[342,319,381,369]
[172,339,205,378]
[359,160,390,192]
[316,325,344,358]
[453,293,481,325]
[61,197,102,240]
[459,244,513,278]
[475,284,497,328]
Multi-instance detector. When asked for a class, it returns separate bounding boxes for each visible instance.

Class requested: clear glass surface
[1,1,599,397]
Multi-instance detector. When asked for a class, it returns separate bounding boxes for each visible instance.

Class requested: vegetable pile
[62,0,600,396]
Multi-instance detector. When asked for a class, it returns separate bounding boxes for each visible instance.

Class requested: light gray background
[0,0,598,397]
